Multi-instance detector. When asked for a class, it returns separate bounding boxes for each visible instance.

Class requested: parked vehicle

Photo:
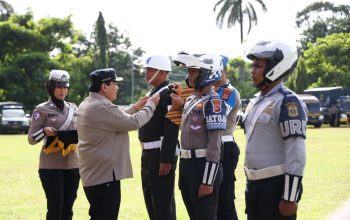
[0,102,30,134]
[298,94,324,128]
[337,96,350,123]
[303,86,343,123]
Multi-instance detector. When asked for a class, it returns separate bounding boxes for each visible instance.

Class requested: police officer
[244,40,307,220]
[173,52,226,220]
[28,70,80,220]
[77,68,160,220]
[213,55,241,220]
[138,55,178,220]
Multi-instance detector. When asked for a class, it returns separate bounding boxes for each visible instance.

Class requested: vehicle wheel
[314,123,322,128]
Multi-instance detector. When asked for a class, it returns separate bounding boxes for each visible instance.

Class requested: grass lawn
[0,125,350,219]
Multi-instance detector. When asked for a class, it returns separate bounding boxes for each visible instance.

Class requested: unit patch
[33,111,40,120]
[211,99,222,113]
[286,102,299,117]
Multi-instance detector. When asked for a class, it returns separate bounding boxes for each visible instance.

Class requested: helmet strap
[147,70,160,85]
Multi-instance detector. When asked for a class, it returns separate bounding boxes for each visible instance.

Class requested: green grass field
[1,126,350,220]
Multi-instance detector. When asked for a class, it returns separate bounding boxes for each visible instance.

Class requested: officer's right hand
[198,184,213,197]
[149,94,160,106]
[278,200,298,217]
[44,127,57,136]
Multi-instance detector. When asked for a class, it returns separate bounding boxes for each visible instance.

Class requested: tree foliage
[0,0,13,21]
[213,0,267,43]
[0,4,146,111]
[296,1,350,51]
[303,32,350,88]
[227,57,256,99]
[95,12,108,68]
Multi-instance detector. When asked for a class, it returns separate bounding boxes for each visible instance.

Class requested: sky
[8,0,349,59]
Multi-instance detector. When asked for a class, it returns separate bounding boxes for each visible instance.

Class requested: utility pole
[130,54,134,103]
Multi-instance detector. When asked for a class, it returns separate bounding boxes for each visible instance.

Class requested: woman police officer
[28,70,80,220]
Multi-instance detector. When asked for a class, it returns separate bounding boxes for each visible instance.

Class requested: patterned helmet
[173,52,223,89]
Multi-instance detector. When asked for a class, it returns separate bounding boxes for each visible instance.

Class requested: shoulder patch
[33,111,41,120]
[204,96,227,130]
[279,95,307,139]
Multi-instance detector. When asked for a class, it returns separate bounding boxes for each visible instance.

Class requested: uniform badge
[196,103,203,108]
[190,125,201,130]
[211,99,222,113]
[263,103,274,115]
[287,102,299,117]
[191,116,198,122]
[33,111,40,120]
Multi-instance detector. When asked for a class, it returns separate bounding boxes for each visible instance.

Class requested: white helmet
[246,40,297,84]
[173,52,203,69]
[48,70,70,87]
[196,53,223,72]
[144,55,172,72]
[173,52,223,89]
[173,52,223,71]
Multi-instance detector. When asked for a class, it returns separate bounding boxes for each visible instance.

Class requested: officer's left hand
[170,93,184,110]
[278,200,298,217]
[134,96,149,111]
[198,184,213,197]
[159,163,172,175]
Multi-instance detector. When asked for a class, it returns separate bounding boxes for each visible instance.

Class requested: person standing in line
[244,40,307,220]
[171,52,226,220]
[329,103,337,127]
[28,70,80,220]
[138,55,179,220]
[76,68,160,220]
[213,55,241,220]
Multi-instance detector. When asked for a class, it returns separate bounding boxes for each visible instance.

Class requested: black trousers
[83,180,121,220]
[245,175,302,220]
[141,149,176,220]
[179,157,223,220]
[39,168,80,220]
[217,140,240,220]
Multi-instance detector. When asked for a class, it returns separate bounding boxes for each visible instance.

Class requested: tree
[0,11,92,110]
[228,57,256,99]
[303,33,350,88]
[296,1,350,51]
[95,12,108,68]
[0,0,13,21]
[285,57,309,93]
[88,15,148,104]
[213,0,267,43]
